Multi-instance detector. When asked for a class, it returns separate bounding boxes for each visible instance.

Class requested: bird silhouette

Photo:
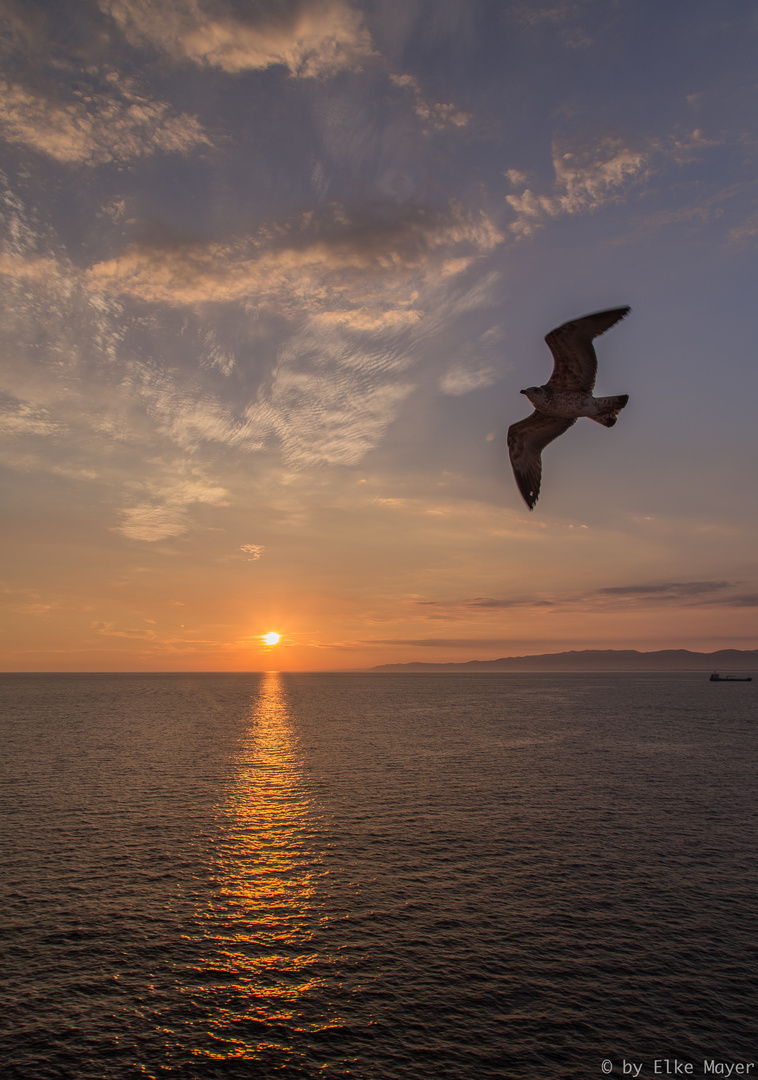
[507,307,630,509]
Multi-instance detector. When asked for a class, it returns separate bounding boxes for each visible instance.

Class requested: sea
[1,672,756,1080]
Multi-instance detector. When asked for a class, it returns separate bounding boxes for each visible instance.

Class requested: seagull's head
[521,385,544,406]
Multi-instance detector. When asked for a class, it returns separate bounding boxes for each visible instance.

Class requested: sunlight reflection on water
[199,672,340,1064]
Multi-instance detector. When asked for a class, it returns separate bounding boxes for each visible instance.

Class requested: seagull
[507,307,631,510]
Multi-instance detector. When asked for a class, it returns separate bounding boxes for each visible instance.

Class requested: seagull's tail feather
[591,394,629,428]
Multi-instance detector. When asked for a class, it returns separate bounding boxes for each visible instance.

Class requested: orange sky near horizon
[5,504,756,670]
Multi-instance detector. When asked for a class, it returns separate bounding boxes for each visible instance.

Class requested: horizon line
[2,643,757,677]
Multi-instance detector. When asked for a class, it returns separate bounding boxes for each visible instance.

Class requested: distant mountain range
[372,649,758,673]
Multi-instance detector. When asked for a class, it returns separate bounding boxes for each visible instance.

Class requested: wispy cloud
[3,173,500,478]
[117,467,230,542]
[128,366,240,453]
[100,0,375,77]
[439,364,497,396]
[416,597,556,616]
[117,506,192,542]
[389,73,471,132]
[597,581,732,599]
[0,74,209,165]
[91,620,157,639]
[83,201,503,467]
[595,583,758,608]
[438,323,504,396]
[512,0,598,48]
[505,127,754,243]
[240,544,265,560]
[238,329,415,465]
[728,209,758,244]
[366,638,522,649]
[86,201,501,308]
[0,394,62,437]
[0,582,61,617]
[506,136,650,236]
[415,581,750,616]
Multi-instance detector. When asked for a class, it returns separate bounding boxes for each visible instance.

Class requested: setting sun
[262,632,281,646]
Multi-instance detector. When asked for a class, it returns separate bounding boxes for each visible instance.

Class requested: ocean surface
[1,672,756,1079]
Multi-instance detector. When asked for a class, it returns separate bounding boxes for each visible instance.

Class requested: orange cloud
[506,136,649,236]
[100,0,375,77]
[0,75,209,165]
[86,202,502,310]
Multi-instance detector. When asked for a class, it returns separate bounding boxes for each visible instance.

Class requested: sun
[262,631,281,646]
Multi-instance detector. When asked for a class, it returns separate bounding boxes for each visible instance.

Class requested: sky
[1,0,757,671]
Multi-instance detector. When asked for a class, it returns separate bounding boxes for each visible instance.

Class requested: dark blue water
[1,672,756,1079]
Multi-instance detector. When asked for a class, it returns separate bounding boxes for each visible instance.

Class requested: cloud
[0,252,68,283]
[389,74,471,132]
[100,0,375,77]
[0,1,48,54]
[118,505,191,541]
[86,201,501,308]
[597,581,732,599]
[504,130,746,242]
[515,1,580,25]
[415,596,557,616]
[117,469,229,541]
[595,583,758,609]
[314,307,422,331]
[728,210,758,245]
[512,0,597,48]
[0,582,60,617]
[238,327,415,465]
[84,201,502,466]
[2,171,502,482]
[128,366,240,452]
[240,544,265,560]
[439,363,497,396]
[467,597,556,608]
[366,638,522,649]
[0,74,209,165]
[506,136,650,237]
[440,319,505,397]
[0,191,136,476]
[415,581,751,616]
[91,620,157,639]
[0,394,61,437]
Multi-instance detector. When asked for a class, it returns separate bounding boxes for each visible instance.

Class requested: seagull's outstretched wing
[507,412,576,510]
[545,307,630,393]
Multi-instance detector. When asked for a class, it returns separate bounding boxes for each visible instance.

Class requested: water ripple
[1,672,756,1078]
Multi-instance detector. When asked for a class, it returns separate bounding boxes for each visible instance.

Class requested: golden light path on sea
[190,673,341,1066]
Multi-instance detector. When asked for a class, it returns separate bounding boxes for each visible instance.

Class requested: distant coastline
[371,649,758,673]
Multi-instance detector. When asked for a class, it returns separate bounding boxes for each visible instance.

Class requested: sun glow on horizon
[262,632,281,646]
